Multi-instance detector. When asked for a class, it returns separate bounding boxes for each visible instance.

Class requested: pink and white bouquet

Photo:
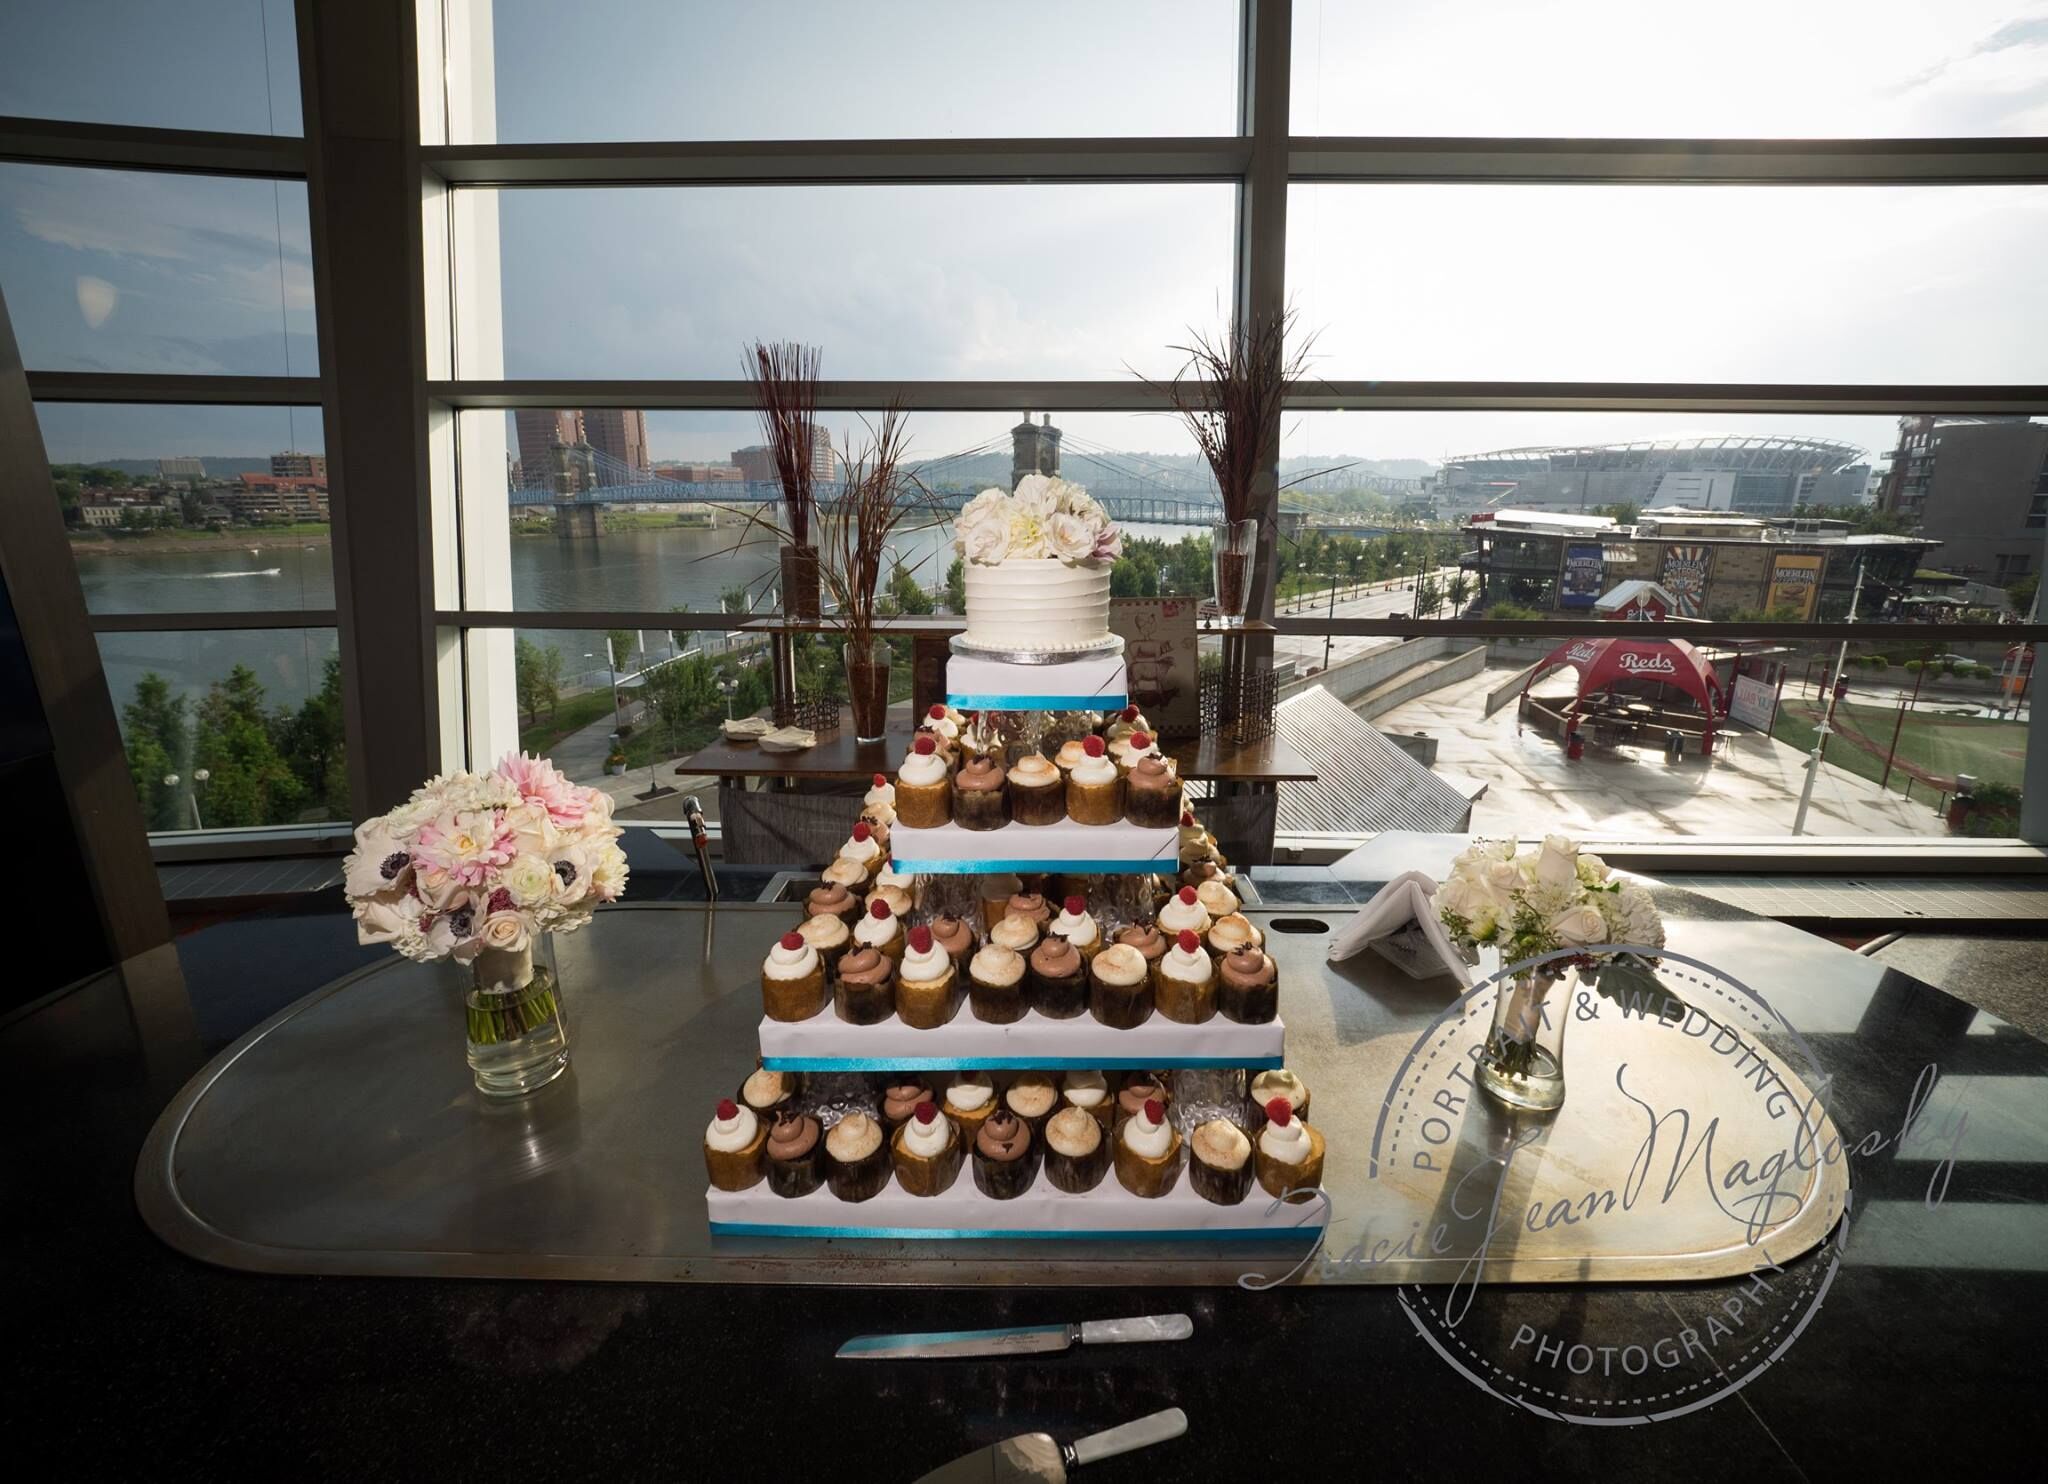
[954,474,1122,566]
[343,754,627,969]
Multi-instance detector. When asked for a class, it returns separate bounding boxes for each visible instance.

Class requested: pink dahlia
[496,751,592,826]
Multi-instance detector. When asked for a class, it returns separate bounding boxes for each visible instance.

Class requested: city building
[654,462,745,484]
[1430,437,1867,519]
[514,409,582,482]
[731,438,835,486]
[223,474,330,521]
[270,451,327,479]
[1012,412,1062,488]
[1880,416,2048,588]
[580,408,648,476]
[156,456,205,481]
[76,502,125,528]
[1464,507,1933,620]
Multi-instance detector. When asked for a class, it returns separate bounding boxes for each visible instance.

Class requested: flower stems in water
[466,973,560,1047]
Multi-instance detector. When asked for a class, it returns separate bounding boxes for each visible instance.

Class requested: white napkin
[1327,869,1473,986]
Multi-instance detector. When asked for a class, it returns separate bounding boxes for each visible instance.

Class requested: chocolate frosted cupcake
[1116,1075,1170,1128]
[1190,1118,1253,1205]
[1066,735,1124,826]
[824,1112,891,1202]
[761,930,826,1022]
[1005,892,1052,931]
[704,1099,767,1192]
[953,755,1009,832]
[942,1072,997,1142]
[1113,1098,1182,1199]
[896,925,962,1029]
[796,910,853,978]
[927,913,978,977]
[1254,1100,1325,1199]
[970,1110,1039,1201]
[1028,935,1088,1019]
[1048,896,1101,962]
[1044,1105,1111,1194]
[990,912,1040,958]
[1124,754,1181,828]
[738,1066,797,1127]
[1180,858,1231,892]
[881,1080,934,1134]
[1003,1072,1059,1139]
[967,943,1027,1024]
[1087,942,1154,1030]
[1157,929,1216,1024]
[1008,754,1065,825]
[806,882,862,929]
[1115,922,1169,993]
[765,1111,823,1198]
[895,734,952,827]
[1248,1069,1310,1132]
[891,1101,963,1197]
[833,946,896,1025]
[1060,1069,1113,1131]
[1218,944,1278,1024]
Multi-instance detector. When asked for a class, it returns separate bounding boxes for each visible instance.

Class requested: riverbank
[69,528,332,554]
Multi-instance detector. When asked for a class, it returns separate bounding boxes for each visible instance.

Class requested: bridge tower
[551,435,603,540]
[1011,412,1062,490]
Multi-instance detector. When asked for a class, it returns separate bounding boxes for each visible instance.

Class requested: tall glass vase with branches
[745,340,824,620]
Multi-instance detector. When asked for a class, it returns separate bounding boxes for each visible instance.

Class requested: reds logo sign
[1616,651,1677,676]
[1565,642,1601,664]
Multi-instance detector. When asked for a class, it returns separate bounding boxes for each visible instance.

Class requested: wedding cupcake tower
[704,476,1324,1239]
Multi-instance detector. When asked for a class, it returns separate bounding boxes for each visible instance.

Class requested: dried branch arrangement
[818,405,938,651]
[744,340,823,544]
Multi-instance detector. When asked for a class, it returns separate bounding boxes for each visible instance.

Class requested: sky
[3,1,2044,469]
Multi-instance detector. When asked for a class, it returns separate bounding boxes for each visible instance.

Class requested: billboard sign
[1728,674,1776,730]
[1657,545,1713,618]
[1765,553,1824,622]
[1561,544,1604,608]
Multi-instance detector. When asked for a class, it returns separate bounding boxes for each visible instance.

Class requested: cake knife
[912,1407,1188,1483]
[836,1313,1192,1360]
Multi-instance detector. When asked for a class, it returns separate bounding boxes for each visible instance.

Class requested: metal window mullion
[25,373,323,406]
[1267,618,2046,643]
[0,114,307,179]
[1236,0,1290,665]
[88,610,339,632]
[1286,136,2048,185]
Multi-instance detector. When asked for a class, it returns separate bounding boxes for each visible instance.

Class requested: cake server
[912,1407,1187,1484]
[836,1313,1192,1361]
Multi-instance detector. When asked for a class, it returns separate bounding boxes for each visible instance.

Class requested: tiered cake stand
[706,647,1327,1241]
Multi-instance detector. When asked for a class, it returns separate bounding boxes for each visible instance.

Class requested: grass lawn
[1775,696,2025,790]
[517,688,622,756]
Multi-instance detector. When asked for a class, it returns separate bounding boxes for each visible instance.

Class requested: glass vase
[464,937,570,1098]
[780,543,820,622]
[1210,517,1258,629]
[1475,968,1570,1113]
[843,637,891,744]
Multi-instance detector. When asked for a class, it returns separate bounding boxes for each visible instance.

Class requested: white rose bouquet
[342,752,627,972]
[953,474,1122,566]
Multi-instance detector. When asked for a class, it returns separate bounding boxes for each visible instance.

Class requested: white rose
[1576,853,1610,886]
[962,517,1010,565]
[1481,858,1523,896]
[1549,903,1609,946]
[1533,835,1580,891]
[502,801,558,859]
[502,851,556,908]
[478,909,531,954]
[1047,511,1097,563]
[1436,873,1497,923]
[414,868,468,911]
[354,890,420,946]
[1011,474,1054,513]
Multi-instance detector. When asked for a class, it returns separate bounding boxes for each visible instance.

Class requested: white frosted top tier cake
[954,475,1122,654]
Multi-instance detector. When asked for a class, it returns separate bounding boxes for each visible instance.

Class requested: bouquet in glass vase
[1432,836,1664,1112]
[342,754,628,1096]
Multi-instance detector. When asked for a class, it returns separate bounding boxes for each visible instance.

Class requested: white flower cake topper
[953,474,1122,566]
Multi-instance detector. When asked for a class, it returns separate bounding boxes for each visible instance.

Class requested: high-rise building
[1881,415,2048,587]
[1012,412,1061,490]
[581,409,648,476]
[270,451,327,479]
[514,410,582,482]
[732,436,836,486]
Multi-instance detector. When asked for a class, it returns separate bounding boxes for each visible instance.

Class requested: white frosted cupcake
[855,897,905,963]
[1195,878,1240,919]
[822,856,869,890]
[1113,1096,1181,1198]
[1156,928,1216,1024]
[1157,885,1211,940]
[1207,911,1264,959]
[1048,894,1102,961]
[991,913,1041,955]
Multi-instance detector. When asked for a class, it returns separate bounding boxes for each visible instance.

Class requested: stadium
[1429,436,1871,518]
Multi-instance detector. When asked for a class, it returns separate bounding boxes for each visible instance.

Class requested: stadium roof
[1443,435,1865,474]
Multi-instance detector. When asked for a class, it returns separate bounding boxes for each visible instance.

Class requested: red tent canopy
[1521,636,1725,735]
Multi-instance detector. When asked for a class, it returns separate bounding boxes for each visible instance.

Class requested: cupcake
[978,873,1023,933]
[1218,944,1278,1024]
[1028,935,1088,1020]
[1048,896,1101,961]
[738,1066,797,1127]
[821,856,869,891]
[896,924,962,1030]
[1116,1075,1170,1128]
[1084,942,1152,1030]
[836,820,886,883]
[942,1072,997,1142]
[1181,858,1233,892]
[865,881,914,922]
[1208,912,1265,961]
[1190,1118,1254,1206]
[970,1110,1039,1201]
[805,882,862,929]
[1066,735,1124,826]
[928,913,977,976]
[1113,1098,1182,1198]
[967,943,1027,1024]
[1104,705,1149,747]
[1124,755,1181,829]
[1114,922,1168,993]
[832,946,896,1025]
[855,897,905,964]
[953,755,1009,832]
[1003,1072,1059,1139]
[703,1099,767,1192]
[764,1111,823,1198]
[824,1112,891,1202]
[1195,878,1241,919]
[1254,1100,1325,1199]
[862,772,897,821]
[1053,737,1092,776]
[1005,892,1052,931]
[1008,754,1065,825]
[796,911,852,977]
[881,1080,935,1134]
[1158,886,1211,941]
[1060,1070,1113,1131]
[760,930,826,1022]
[895,735,951,827]
[990,912,1041,957]
[892,1101,964,1197]
[1248,1069,1310,1132]
[1109,729,1161,777]
[924,702,963,749]
[1156,929,1216,1024]
[1044,1105,1111,1194]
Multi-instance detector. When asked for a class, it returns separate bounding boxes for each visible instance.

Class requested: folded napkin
[1327,870,1473,987]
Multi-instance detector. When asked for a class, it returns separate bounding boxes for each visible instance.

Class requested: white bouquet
[342,753,627,970]
[1433,834,1663,971]
[952,473,1123,566]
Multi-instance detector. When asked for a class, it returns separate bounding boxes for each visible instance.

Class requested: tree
[514,637,563,725]
[1415,574,1444,616]
[1590,502,1640,524]
[2007,573,2039,617]
[1110,550,1159,598]
[645,652,719,743]
[720,584,751,616]
[604,629,635,673]
[279,656,348,819]
[887,561,935,615]
[191,664,304,827]
[944,557,966,614]
[1447,571,1473,612]
[122,673,189,831]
